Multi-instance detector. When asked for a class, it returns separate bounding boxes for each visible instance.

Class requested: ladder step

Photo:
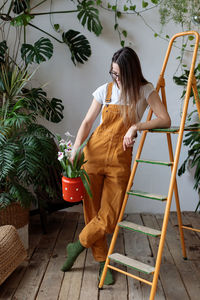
[118,221,161,237]
[109,253,155,274]
[127,190,167,201]
[136,159,173,166]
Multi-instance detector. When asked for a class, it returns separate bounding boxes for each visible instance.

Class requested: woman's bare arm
[72,99,102,156]
[123,91,171,150]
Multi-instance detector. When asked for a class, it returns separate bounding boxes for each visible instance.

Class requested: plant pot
[0,202,29,229]
[0,202,29,249]
[62,176,85,203]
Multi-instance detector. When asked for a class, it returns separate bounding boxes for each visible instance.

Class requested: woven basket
[0,203,29,229]
[0,225,27,285]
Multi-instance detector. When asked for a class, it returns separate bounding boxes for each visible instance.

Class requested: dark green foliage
[1,0,103,65]
[62,30,91,65]
[0,41,64,209]
[178,128,200,211]
[13,0,30,14]
[174,65,200,211]
[21,38,54,64]
[0,41,8,63]
[77,0,103,36]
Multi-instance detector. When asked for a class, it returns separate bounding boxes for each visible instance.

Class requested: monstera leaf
[77,0,102,36]
[13,0,30,14]
[21,38,53,64]
[23,88,64,123]
[0,41,8,63]
[62,30,91,65]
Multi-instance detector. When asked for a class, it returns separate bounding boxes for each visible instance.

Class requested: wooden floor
[0,211,200,300]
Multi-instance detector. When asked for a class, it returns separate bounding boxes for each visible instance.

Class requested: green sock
[61,240,85,272]
[99,261,115,285]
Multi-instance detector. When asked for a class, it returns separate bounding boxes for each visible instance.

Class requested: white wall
[29,1,199,213]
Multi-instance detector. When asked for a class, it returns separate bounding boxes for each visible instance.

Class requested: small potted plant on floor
[57,133,92,202]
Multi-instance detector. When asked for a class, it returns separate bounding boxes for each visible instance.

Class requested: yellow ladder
[99,31,200,299]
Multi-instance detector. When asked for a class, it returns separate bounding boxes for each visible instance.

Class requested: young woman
[61,47,171,285]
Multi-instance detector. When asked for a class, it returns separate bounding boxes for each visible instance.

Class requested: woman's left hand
[123,125,137,151]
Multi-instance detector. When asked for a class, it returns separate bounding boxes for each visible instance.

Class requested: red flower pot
[62,176,85,202]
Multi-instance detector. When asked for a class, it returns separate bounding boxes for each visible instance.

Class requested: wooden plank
[142,213,189,300]
[78,247,99,300]
[99,232,128,300]
[109,253,155,274]
[118,220,161,237]
[167,212,200,300]
[35,212,80,300]
[0,214,43,299]
[183,211,200,238]
[59,214,86,300]
[11,212,68,300]
[124,214,165,300]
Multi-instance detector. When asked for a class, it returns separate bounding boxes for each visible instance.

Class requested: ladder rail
[150,30,200,300]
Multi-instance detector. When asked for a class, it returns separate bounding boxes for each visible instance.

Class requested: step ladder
[99,31,200,299]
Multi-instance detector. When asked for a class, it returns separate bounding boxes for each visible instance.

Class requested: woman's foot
[99,261,115,285]
[61,240,85,272]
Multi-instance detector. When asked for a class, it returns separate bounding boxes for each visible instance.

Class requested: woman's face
[111,63,121,88]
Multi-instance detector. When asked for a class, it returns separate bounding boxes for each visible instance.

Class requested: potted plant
[57,133,92,203]
[0,39,64,228]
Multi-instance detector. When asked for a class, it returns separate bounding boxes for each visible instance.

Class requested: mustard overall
[79,83,133,262]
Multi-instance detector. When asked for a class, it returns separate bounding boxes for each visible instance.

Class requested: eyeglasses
[109,71,121,81]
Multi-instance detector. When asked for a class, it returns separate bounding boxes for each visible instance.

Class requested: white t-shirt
[92,82,155,122]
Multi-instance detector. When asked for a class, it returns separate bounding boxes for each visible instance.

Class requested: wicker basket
[0,225,27,285]
[0,203,29,229]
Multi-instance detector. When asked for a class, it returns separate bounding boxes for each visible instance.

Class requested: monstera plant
[0,40,64,211]
[0,0,102,65]
[0,0,103,213]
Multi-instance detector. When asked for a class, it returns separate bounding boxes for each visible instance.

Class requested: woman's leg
[79,171,130,261]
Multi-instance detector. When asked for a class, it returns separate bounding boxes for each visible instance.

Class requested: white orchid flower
[58,152,64,161]
[65,131,74,138]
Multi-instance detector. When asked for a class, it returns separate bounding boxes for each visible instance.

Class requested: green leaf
[154,33,158,37]
[122,30,127,38]
[21,37,53,64]
[62,30,91,65]
[11,13,34,27]
[114,23,118,30]
[151,0,158,4]
[112,5,117,11]
[80,172,92,198]
[23,88,64,122]
[188,35,194,41]
[117,11,121,18]
[0,40,8,63]
[130,5,136,11]
[77,0,103,36]
[142,1,149,8]
[54,24,60,32]
[13,0,30,14]
[123,5,129,12]
[121,40,125,47]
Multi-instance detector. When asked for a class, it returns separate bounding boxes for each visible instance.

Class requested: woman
[61,47,171,285]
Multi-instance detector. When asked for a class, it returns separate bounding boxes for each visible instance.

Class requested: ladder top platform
[149,125,200,133]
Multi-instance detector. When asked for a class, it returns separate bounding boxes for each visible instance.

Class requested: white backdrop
[28,1,199,213]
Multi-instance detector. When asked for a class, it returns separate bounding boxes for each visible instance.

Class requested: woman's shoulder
[140,82,155,99]
[92,82,109,104]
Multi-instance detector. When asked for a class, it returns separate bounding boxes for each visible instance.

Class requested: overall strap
[105,82,113,103]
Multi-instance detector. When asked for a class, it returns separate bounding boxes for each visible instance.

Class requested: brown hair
[110,47,148,124]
